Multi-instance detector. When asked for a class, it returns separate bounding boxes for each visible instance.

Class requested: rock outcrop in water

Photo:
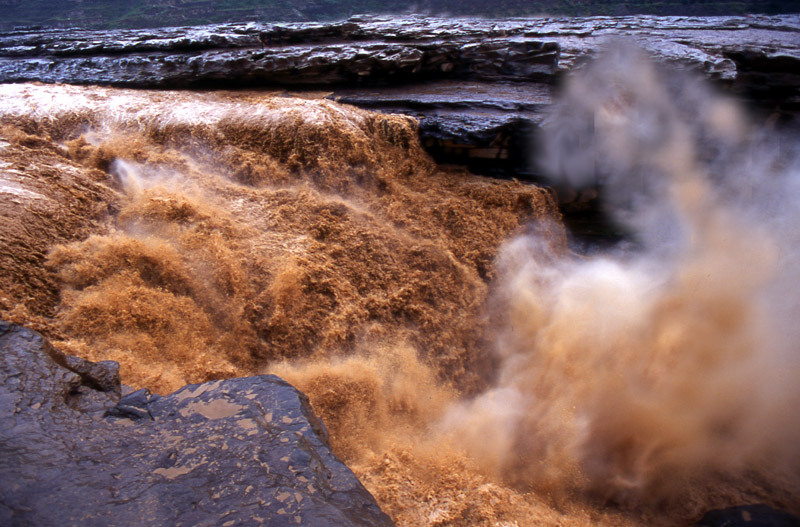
[696,505,800,527]
[0,320,393,527]
[0,14,798,179]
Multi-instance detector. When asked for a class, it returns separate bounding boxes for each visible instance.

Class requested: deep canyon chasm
[1,13,800,527]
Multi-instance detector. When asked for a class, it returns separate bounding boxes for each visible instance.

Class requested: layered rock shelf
[0,14,798,180]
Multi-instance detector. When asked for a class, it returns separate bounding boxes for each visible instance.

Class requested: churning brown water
[0,49,798,526]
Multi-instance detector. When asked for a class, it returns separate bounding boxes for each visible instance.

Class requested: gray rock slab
[0,321,393,527]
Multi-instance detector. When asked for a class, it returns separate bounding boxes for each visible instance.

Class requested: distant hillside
[0,0,797,30]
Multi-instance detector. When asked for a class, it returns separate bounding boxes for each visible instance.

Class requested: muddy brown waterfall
[0,46,798,527]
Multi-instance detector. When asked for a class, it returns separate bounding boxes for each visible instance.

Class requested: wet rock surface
[3,13,797,185]
[0,321,393,527]
[0,18,561,87]
[0,15,797,148]
[696,504,800,527]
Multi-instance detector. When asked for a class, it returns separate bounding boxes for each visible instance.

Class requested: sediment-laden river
[1,14,799,527]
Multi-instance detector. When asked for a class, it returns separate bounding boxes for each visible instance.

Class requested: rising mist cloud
[447,44,800,509]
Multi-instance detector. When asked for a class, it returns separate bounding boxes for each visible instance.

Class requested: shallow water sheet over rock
[0,321,392,527]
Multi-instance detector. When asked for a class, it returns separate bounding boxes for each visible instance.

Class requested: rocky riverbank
[0,321,392,526]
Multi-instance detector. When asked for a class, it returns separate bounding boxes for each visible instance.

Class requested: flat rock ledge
[0,321,393,527]
[3,14,797,183]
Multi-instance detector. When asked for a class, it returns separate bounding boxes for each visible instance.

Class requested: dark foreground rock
[0,321,392,527]
[696,505,800,527]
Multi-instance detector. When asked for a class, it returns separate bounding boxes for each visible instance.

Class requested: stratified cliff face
[0,14,797,181]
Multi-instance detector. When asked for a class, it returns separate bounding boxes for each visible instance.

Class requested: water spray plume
[448,44,800,514]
